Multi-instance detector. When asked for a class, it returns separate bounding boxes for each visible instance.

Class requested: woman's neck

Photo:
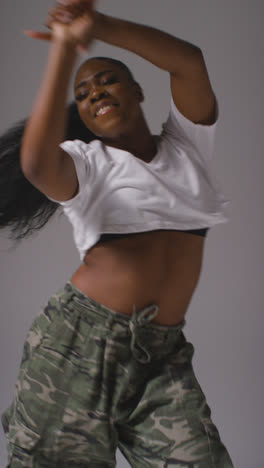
[101,118,157,163]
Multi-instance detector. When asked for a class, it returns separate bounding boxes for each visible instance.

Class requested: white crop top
[47,96,230,261]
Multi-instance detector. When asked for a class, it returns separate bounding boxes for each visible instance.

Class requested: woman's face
[74,59,144,139]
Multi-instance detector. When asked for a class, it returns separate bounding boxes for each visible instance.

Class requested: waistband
[62,280,186,364]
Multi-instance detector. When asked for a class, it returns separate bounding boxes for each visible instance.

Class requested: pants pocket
[2,402,42,467]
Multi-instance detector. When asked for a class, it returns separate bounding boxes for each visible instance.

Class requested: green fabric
[2,281,234,467]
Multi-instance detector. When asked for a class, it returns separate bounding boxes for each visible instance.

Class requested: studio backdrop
[0,1,263,467]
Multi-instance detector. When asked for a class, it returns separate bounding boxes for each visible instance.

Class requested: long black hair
[0,57,135,246]
[0,100,96,245]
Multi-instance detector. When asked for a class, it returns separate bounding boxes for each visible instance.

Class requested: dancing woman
[1,1,233,466]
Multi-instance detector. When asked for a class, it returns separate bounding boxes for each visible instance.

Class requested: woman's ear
[133,82,144,103]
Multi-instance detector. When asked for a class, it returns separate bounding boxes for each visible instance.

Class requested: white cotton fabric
[47,96,230,261]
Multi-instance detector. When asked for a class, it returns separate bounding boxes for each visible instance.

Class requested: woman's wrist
[47,36,79,74]
[52,28,79,53]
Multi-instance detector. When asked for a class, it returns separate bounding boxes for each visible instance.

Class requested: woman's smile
[95,104,119,118]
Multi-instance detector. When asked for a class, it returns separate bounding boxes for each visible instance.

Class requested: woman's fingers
[24,0,96,49]
[24,31,52,41]
[57,0,95,7]
[55,0,95,18]
[23,30,88,57]
[46,0,96,23]
[45,3,90,29]
[23,30,87,55]
[46,7,75,26]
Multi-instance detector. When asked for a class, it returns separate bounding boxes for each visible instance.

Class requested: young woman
[1,1,233,466]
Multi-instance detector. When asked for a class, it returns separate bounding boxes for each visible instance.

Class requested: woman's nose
[90,85,109,103]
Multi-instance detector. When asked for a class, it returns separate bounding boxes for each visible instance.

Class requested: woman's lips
[95,104,119,118]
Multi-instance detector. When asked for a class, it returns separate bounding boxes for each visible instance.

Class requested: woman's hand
[24,0,97,54]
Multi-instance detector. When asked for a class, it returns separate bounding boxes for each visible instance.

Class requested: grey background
[0,1,263,467]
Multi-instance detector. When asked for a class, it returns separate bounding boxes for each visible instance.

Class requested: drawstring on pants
[129,304,159,364]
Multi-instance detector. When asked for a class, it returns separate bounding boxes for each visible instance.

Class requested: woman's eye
[75,77,118,101]
[75,92,89,102]
[102,77,118,85]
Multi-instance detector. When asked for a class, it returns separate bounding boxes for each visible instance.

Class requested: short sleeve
[46,139,90,206]
[161,96,219,163]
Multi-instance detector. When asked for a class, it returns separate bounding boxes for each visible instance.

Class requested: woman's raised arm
[32,2,214,125]
[93,13,215,125]
[20,5,95,177]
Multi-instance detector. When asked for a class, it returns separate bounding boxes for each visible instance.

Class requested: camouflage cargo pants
[1,280,234,467]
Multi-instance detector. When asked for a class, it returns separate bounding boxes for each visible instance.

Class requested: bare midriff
[70,229,206,326]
